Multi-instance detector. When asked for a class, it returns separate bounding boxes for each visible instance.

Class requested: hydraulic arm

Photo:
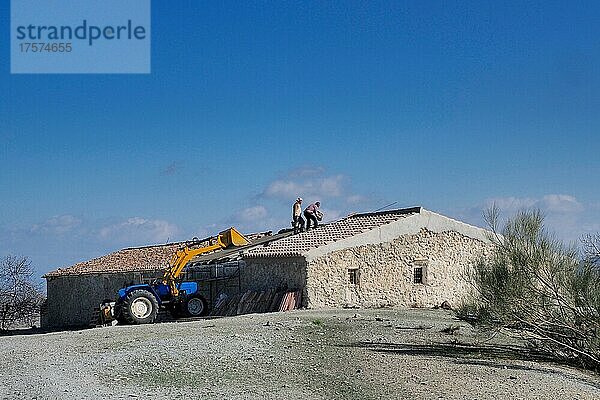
[162,227,249,296]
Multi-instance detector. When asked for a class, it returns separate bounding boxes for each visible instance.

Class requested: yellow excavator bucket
[218,227,250,247]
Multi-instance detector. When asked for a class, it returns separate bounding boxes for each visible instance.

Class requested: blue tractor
[101,228,249,324]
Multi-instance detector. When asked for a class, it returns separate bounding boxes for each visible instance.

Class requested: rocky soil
[1,308,598,399]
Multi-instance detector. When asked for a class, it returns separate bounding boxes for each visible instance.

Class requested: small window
[412,258,428,285]
[414,267,423,284]
[348,269,359,285]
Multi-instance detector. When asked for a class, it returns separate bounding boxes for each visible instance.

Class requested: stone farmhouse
[42,207,491,329]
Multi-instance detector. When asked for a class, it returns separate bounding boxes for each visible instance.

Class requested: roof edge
[342,206,422,220]
[44,265,166,279]
[303,208,491,261]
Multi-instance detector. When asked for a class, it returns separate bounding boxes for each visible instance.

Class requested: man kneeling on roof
[303,201,322,231]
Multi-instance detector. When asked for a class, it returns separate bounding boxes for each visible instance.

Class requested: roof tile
[45,232,271,277]
[245,207,420,258]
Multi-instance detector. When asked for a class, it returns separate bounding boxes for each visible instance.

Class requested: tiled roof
[45,232,271,278]
[245,207,421,258]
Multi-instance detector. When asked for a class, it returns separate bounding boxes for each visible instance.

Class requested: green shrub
[459,207,600,371]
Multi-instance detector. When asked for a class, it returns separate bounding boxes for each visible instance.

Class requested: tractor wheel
[113,299,128,325]
[121,289,159,324]
[182,294,208,317]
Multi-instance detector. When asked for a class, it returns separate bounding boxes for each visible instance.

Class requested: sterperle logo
[15,20,147,46]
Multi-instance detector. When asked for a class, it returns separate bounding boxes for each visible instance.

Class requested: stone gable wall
[305,228,491,309]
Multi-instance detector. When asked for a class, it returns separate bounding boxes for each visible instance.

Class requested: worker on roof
[304,201,322,231]
[292,197,305,234]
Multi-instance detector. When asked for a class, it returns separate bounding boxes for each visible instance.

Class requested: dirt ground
[0,308,598,399]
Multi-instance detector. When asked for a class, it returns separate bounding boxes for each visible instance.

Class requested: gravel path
[1,308,598,399]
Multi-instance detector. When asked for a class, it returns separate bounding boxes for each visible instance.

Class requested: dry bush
[0,255,45,331]
[458,207,600,371]
[582,233,600,268]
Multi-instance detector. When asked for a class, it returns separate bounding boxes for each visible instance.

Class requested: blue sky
[2,1,600,278]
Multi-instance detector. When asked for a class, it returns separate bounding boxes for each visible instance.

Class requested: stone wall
[43,271,161,329]
[305,228,491,309]
[241,257,307,302]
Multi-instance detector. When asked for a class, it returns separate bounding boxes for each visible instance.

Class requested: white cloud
[98,217,180,244]
[263,167,353,202]
[454,193,594,244]
[541,194,583,213]
[26,215,180,246]
[485,194,583,214]
[264,180,303,199]
[264,175,346,200]
[346,194,368,205]
[484,196,537,211]
[235,206,268,222]
[319,175,345,197]
[30,215,82,235]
